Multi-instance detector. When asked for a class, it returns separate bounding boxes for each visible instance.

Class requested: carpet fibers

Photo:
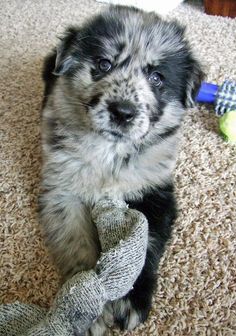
[0,0,235,335]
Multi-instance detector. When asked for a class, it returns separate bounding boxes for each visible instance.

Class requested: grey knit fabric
[0,303,47,336]
[0,199,148,336]
[94,199,148,301]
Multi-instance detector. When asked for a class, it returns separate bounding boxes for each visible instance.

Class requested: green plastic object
[219,110,236,143]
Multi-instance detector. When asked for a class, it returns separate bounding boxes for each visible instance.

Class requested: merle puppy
[39,5,203,335]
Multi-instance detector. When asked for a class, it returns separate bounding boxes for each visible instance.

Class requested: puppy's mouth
[98,129,129,141]
[98,126,150,144]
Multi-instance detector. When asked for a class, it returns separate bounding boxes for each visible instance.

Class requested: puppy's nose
[108,101,136,123]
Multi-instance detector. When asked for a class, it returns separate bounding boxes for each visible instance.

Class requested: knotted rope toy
[196,80,236,143]
[0,199,148,336]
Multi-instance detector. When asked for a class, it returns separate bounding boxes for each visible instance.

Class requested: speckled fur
[39,5,203,335]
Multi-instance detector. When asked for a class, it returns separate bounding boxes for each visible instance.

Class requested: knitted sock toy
[0,199,148,336]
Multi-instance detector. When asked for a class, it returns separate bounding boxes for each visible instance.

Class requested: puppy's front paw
[86,303,114,336]
[86,316,107,336]
[113,298,148,331]
[85,297,149,335]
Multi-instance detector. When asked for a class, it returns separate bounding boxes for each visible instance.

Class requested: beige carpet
[0,0,236,334]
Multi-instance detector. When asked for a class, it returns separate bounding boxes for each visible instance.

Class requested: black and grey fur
[39,5,203,335]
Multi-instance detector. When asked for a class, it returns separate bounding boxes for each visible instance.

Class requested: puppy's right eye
[98,59,112,72]
[148,71,163,87]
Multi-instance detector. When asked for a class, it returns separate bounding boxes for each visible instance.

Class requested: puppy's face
[54,6,203,143]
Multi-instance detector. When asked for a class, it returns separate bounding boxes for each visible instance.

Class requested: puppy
[39,5,203,335]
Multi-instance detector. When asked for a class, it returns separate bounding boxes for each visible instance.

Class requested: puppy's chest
[54,143,175,202]
[63,154,141,201]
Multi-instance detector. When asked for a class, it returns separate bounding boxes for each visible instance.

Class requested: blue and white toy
[196,80,236,143]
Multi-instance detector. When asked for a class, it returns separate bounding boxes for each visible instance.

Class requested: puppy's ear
[166,21,204,108]
[185,58,204,108]
[53,27,79,76]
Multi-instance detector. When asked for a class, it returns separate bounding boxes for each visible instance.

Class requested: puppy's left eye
[148,72,163,87]
[98,59,112,72]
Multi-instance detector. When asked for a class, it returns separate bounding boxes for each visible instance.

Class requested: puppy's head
[53,6,203,143]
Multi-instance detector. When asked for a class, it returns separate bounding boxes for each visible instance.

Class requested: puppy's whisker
[155,133,173,146]
[75,35,91,42]
[70,101,92,108]
[66,97,94,108]
[156,122,179,129]
[89,42,109,53]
